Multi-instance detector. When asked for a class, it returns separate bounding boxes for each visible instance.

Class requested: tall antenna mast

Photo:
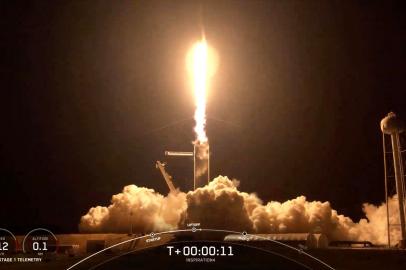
[381,112,406,248]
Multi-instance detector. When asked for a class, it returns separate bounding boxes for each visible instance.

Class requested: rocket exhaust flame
[192,40,208,143]
[188,38,218,143]
[164,38,217,191]
[187,38,217,189]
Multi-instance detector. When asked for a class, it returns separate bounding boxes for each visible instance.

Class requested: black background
[1,0,405,233]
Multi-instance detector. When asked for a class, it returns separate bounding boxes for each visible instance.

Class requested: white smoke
[79,185,187,233]
[79,176,399,245]
[357,195,401,245]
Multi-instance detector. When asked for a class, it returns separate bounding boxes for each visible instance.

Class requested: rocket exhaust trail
[188,37,217,189]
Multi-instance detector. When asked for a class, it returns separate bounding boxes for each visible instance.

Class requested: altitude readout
[23,229,57,255]
[167,245,234,256]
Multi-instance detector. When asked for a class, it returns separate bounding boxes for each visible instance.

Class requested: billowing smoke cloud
[178,177,257,232]
[357,195,401,244]
[80,176,399,245]
[79,185,187,233]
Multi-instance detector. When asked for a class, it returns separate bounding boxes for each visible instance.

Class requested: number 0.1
[33,242,47,251]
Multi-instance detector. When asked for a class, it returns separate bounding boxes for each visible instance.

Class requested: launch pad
[159,141,210,191]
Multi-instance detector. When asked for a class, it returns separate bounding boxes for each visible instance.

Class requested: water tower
[381,112,406,248]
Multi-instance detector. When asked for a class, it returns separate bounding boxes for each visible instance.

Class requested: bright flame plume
[187,38,218,143]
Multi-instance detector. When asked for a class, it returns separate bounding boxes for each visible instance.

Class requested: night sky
[1,0,405,234]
